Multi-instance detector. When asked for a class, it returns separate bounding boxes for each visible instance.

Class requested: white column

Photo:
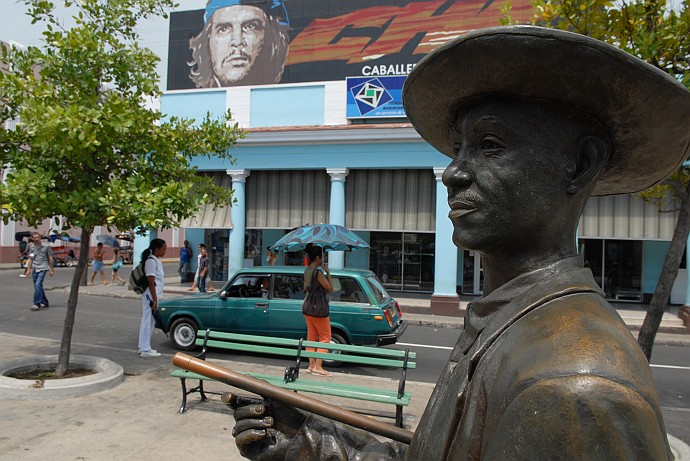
[0,168,15,247]
[133,229,157,266]
[228,169,250,278]
[172,228,180,248]
[431,167,460,314]
[327,168,348,269]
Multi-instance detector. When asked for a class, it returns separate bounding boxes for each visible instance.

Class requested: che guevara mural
[167,0,533,90]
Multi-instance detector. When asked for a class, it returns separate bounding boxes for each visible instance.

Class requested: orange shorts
[304,315,331,353]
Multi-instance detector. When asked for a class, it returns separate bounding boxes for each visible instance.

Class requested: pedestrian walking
[138,238,166,358]
[25,232,54,311]
[178,240,193,283]
[188,243,215,291]
[198,245,209,293]
[90,242,108,285]
[110,248,126,286]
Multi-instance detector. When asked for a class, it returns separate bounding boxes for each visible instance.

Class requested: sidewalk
[1,331,688,460]
[0,332,435,460]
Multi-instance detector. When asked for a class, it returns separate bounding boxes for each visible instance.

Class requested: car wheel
[169,317,198,351]
[324,331,348,367]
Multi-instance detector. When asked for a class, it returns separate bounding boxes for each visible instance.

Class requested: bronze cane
[172,352,414,444]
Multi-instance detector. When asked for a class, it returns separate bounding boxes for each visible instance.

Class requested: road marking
[397,342,452,350]
[650,364,690,371]
[398,343,690,371]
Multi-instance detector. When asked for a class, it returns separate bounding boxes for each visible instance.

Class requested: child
[110,248,126,286]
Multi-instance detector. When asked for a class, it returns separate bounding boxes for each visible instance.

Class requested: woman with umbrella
[303,244,334,376]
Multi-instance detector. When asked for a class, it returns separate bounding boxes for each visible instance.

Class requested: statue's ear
[568,136,607,194]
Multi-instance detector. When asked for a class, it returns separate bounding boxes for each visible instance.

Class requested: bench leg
[199,380,208,402]
[178,378,189,414]
[395,405,403,428]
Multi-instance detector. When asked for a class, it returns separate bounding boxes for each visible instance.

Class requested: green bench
[170,329,416,427]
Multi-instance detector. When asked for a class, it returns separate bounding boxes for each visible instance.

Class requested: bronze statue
[228,26,690,460]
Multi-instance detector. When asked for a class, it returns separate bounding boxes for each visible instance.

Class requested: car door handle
[255,303,268,309]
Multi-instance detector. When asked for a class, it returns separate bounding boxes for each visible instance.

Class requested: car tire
[324,331,348,367]
[169,317,198,351]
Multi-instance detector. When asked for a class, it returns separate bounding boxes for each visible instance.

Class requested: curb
[0,355,124,400]
[670,434,690,461]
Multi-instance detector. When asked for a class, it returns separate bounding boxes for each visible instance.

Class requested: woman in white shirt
[138,238,166,358]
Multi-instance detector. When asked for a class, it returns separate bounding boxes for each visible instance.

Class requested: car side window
[331,277,367,304]
[273,274,304,299]
[225,275,266,298]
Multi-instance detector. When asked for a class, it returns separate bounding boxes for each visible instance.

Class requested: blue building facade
[146,1,688,312]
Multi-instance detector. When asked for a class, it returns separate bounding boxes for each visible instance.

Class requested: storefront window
[244,229,263,267]
[579,238,642,300]
[461,250,484,295]
[208,230,229,281]
[369,231,434,292]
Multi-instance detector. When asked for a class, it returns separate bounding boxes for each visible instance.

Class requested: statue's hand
[226,393,308,461]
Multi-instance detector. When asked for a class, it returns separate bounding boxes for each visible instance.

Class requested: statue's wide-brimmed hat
[402,26,690,196]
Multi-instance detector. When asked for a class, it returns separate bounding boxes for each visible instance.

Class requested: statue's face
[442,99,575,253]
[209,5,267,85]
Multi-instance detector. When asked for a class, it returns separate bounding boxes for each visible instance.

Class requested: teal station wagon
[159,266,407,350]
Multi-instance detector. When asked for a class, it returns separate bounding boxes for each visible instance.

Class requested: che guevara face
[209,5,267,85]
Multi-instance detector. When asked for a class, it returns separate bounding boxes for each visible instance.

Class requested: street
[1,264,689,444]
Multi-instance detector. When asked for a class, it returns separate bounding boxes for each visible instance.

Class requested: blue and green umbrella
[270,224,369,253]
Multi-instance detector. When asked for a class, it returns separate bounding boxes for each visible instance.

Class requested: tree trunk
[638,183,690,360]
[55,227,92,377]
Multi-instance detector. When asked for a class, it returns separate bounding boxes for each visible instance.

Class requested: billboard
[167,0,533,91]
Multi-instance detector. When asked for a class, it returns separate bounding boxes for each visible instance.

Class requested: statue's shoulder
[483,292,657,406]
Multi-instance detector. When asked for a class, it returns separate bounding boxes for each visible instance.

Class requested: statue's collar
[457,256,604,356]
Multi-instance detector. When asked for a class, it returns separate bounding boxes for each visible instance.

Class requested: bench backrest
[196,330,416,369]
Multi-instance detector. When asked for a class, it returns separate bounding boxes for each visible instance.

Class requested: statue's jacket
[284,256,672,460]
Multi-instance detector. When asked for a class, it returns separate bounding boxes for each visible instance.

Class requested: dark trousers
[32,270,49,306]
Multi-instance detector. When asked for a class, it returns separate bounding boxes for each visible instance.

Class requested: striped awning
[179,203,232,229]
[179,172,233,229]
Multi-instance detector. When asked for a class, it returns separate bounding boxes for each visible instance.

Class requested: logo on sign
[351,79,393,115]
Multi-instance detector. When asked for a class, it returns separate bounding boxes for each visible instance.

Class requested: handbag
[302,267,330,318]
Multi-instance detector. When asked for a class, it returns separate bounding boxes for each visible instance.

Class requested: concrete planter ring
[0,355,124,399]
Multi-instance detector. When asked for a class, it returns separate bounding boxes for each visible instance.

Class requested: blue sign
[346,76,407,119]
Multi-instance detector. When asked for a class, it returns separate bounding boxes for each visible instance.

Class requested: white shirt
[144,255,164,299]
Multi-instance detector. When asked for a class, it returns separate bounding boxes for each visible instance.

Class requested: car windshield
[223,275,270,298]
[365,274,389,304]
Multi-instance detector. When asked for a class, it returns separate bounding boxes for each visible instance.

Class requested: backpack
[128,260,149,295]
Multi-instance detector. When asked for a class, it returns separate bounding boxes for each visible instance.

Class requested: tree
[0,0,243,376]
[502,0,690,359]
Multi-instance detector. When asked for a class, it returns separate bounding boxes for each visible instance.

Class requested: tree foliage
[0,0,243,375]
[502,0,690,359]
[1,0,242,232]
